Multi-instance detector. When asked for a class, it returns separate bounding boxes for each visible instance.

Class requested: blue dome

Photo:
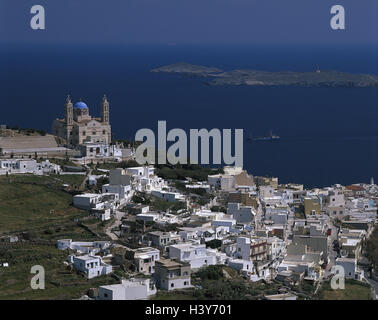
[74,101,88,109]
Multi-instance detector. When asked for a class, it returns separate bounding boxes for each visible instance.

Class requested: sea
[1,43,377,188]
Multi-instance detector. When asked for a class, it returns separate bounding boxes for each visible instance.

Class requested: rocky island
[151,62,378,87]
[151,62,222,76]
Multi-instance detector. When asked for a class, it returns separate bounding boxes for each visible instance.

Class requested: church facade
[52,95,112,148]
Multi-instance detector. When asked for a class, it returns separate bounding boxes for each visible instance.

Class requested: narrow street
[105,210,125,240]
[324,216,338,277]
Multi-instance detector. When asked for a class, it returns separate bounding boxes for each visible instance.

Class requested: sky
[0,0,377,46]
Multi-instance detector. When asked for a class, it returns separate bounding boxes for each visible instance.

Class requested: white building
[227,203,255,224]
[208,174,235,191]
[169,243,225,269]
[91,207,111,221]
[102,184,132,203]
[267,237,285,262]
[154,258,191,291]
[259,185,275,199]
[80,143,123,159]
[128,247,160,275]
[211,217,236,232]
[335,257,363,280]
[73,193,119,210]
[36,159,61,175]
[102,168,133,203]
[0,159,38,175]
[98,278,156,300]
[71,255,112,279]
[136,212,160,223]
[57,239,110,255]
[185,183,210,193]
[151,190,186,203]
[126,166,167,192]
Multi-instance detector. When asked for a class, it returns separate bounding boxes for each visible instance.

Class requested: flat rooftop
[156,258,187,268]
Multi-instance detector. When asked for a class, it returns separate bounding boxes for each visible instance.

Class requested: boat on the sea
[247,131,280,142]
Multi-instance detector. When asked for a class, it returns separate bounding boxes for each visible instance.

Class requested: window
[171,283,174,288]
[104,293,108,298]
[184,281,188,286]
[103,130,106,134]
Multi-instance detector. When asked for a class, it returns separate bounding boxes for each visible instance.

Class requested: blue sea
[1,44,377,188]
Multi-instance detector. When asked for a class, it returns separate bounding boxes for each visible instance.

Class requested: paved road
[362,268,378,299]
[79,168,92,191]
[105,210,125,240]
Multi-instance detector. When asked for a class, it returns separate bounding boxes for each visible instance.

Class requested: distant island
[151,62,378,87]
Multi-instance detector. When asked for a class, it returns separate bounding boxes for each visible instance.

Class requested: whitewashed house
[168,243,225,269]
[57,239,110,255]
[73,193,119,211]
[227,203,255,224]
[0,159,38,175]
[154,258,191,291]
[98,278,156,300]
[71,255,112,279]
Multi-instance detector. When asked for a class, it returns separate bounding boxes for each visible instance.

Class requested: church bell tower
[65,95,73,126]
[101,94,110,124]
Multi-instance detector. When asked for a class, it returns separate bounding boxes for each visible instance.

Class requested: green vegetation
[153,265,282,300]
[0,173,117,299]
[46,158,80,168]
[0,243,117,300]
[132,192,186,213]
[150,197,186,212]
[1,126,47,136]
[0,175,88,234]
[317,279,373,300]
[96,160,140,170]
[365,226,378,270]
[49,174,87,188]
[206,239,222,249]
[155,164,223,181]
[210,206,227,213]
